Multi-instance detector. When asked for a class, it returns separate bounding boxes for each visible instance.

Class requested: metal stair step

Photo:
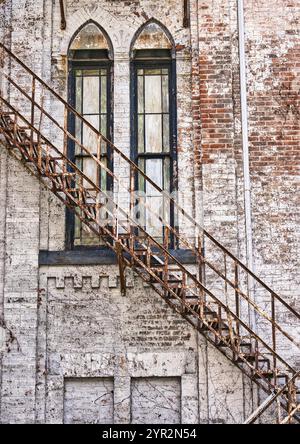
[199,320,230,332]
[235,354,270,364]
[254,371,288,380]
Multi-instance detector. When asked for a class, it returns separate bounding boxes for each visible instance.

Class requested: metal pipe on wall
[237,0,254,278]
[237,4,258,416]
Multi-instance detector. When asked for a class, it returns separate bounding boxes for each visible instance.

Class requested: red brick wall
[190,1,299,305]
[245,0,300,305]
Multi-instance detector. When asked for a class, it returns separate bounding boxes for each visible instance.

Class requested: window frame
[130,56,178,247]
[66,55,114,250]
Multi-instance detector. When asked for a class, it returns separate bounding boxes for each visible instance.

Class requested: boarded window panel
[138,158,146,192]
[100,115,107,138]
[74,214,81,242]
[75,116,82,155]
[145,114,162,153]
[137,158,146,227]
[83,76,99,114]
[82,69,100,76]
[75,157,83,177]
[76,77,82,112]
[100,114,107,156]
[80,223,101,246]
[138,76,144,113]
[75,77,83,155]
[145,159,163,238]
[83,157,98,187]
[146,196,163,239]
[146,158,163,196]
[163,114,170,152]
[163,157,170,191]
[144,69,161,75]
[101,75,107,112]
[163,157,171,224]
[82,115,99,153]
[145,75,162,113]
[162,75,169,113]
[138,115,144,153]
[100,156,108,191]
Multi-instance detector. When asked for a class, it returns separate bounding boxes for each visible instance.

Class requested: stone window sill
[39,248,196,266]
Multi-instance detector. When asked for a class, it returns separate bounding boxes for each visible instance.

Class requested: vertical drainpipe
[237,0,255,278]
[238,0,258,414]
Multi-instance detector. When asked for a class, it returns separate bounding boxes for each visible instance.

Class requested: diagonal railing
[0,43,299,422]
[244,371,300,424]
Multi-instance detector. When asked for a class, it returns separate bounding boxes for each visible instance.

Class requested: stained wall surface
[0,0,298,424]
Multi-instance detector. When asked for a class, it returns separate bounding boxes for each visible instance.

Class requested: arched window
[66,22,113,248]
[130,21,177,243]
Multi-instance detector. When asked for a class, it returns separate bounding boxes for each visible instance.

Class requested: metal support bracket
[59,0,67,30]
[116,241,127,296]
[183,0,190,28]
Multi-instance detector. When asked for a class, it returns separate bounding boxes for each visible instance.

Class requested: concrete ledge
[39,248,197,266]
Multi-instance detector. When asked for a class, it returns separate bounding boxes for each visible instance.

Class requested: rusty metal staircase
[0,43,299,424]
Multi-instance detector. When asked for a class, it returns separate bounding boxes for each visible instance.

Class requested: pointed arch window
[66,22,113,248]
[130,21,177,244]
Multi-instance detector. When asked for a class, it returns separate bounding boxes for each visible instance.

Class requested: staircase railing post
[129,163,135,241]
[164,226,170,296]
[30,76,35,153]
[198,234,205,318]
[234,261,240,337]
[182,271,186,306]
[13,112,17,143]
[63,104,68,173]
[96,134,101,232]
[271,292,277,387]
